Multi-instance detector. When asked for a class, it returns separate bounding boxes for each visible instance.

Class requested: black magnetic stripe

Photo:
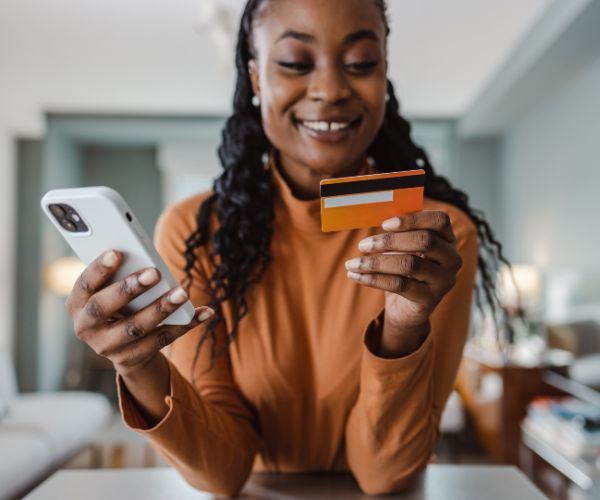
[320,174,425,197]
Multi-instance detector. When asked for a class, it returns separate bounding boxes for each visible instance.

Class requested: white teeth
[301,120,351,132]
[330,122,350,131]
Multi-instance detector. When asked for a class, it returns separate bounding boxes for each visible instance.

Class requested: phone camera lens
[61,219,77,232]
[49,204,66,218]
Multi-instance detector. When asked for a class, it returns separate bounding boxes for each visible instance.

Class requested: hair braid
[182,0,274,377]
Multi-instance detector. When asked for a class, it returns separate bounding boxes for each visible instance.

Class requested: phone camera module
[49,204,66,219]
[60,219,77,232]
[49,203,89,233]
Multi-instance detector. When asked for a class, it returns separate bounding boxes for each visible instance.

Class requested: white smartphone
[40,186,195,325]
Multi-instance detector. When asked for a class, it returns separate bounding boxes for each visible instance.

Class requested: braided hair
[182,0,510,377]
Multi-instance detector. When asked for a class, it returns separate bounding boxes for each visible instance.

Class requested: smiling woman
[62,0,510,497]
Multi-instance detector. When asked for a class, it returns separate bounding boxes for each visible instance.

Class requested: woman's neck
[274,150,365,200]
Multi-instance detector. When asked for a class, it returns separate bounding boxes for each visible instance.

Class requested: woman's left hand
[345,211,463,334]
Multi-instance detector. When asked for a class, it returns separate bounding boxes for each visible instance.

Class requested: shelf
[521,423,599,492]
[542,370,600,407]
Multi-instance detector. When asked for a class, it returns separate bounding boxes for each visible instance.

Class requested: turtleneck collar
[269,151,375,234]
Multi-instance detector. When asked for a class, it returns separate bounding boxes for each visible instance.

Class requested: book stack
[523,396,600,461]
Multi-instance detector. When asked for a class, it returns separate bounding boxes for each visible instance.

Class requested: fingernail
[168,287,188,304]
[138,268,159,286]
[382,217,401,231]
[197,308,215,322]
[345,258,361,271]
[358,238,372,251]
[347,271,361,281]
[102,250,118,267]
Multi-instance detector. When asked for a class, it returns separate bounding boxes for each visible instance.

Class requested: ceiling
[385,0,552,116]
[0,0,552,135]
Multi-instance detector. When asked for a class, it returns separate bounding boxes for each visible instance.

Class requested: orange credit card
[320,169,425,232]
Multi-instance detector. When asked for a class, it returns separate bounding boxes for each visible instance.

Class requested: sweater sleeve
[115,199,260,497]
[344,217,479,495]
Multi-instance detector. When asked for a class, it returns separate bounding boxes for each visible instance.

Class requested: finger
[66,250,122,315]
[76,267,161,330]
[112,285,193,342]
[110,307,215,369]
[345,253,445,286]
[347,271,432,303]
[381,211,455,243]
[358,230,461,269]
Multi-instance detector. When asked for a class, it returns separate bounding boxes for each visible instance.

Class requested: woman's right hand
[65,249,215,378]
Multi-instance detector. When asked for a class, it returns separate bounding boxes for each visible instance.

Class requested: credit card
[320,169,425,232]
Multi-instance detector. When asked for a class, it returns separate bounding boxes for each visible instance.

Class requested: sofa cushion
[0,429,54,500]
[2,391,112,465]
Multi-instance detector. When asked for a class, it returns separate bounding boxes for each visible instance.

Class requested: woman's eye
[277,61,312,72]
[346,61,378,73]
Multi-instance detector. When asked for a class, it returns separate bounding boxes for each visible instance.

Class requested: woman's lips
[295,117,362,144]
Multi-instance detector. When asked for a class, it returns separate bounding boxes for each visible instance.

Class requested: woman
[66,0,507,496]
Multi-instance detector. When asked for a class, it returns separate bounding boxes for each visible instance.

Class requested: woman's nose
[307,65,352,104]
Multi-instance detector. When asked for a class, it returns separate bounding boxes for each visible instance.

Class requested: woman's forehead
[253,0,386,44]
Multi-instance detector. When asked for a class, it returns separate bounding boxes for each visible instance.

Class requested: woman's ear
[248,59,260,98]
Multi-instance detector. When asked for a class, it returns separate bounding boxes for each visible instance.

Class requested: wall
[0,133,16,357]
[500,53,600,271]
[82,146,163,238]
[158,142,222,206]
[38,132,82,391]
[411,120,455,181]
[412,122,503,242]
[456,138,502,235]
[15,140,43,391]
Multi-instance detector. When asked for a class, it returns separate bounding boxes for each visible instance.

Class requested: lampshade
[498,264,542,310]
[44,257,86,296]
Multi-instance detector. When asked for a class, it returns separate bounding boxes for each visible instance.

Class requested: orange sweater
[117,156,479,495]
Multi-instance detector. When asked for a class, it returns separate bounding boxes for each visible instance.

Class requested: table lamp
[44,257,85,296]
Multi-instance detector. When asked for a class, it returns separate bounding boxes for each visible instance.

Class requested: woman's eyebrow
[277,30,315,44]
[276,29,380,45]
[344,29,379,44]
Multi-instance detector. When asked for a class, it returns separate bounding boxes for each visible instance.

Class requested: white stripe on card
[324,190,394,208]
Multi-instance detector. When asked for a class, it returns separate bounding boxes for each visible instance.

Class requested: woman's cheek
[261,99,295,152]
[263,80,303,132]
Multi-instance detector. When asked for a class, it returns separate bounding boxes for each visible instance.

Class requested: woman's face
[249,0,388,179]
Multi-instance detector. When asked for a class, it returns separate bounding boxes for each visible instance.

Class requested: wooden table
[23,465,547,500]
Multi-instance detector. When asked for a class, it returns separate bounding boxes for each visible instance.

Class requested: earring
[385,93,390,103]
[367,156,375,167]
[252,95,260,107]
[262,151,270,170]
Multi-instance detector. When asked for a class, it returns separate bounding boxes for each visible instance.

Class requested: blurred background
[1,1,599,499]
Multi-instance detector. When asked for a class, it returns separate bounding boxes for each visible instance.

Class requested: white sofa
[0,352,112,500]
